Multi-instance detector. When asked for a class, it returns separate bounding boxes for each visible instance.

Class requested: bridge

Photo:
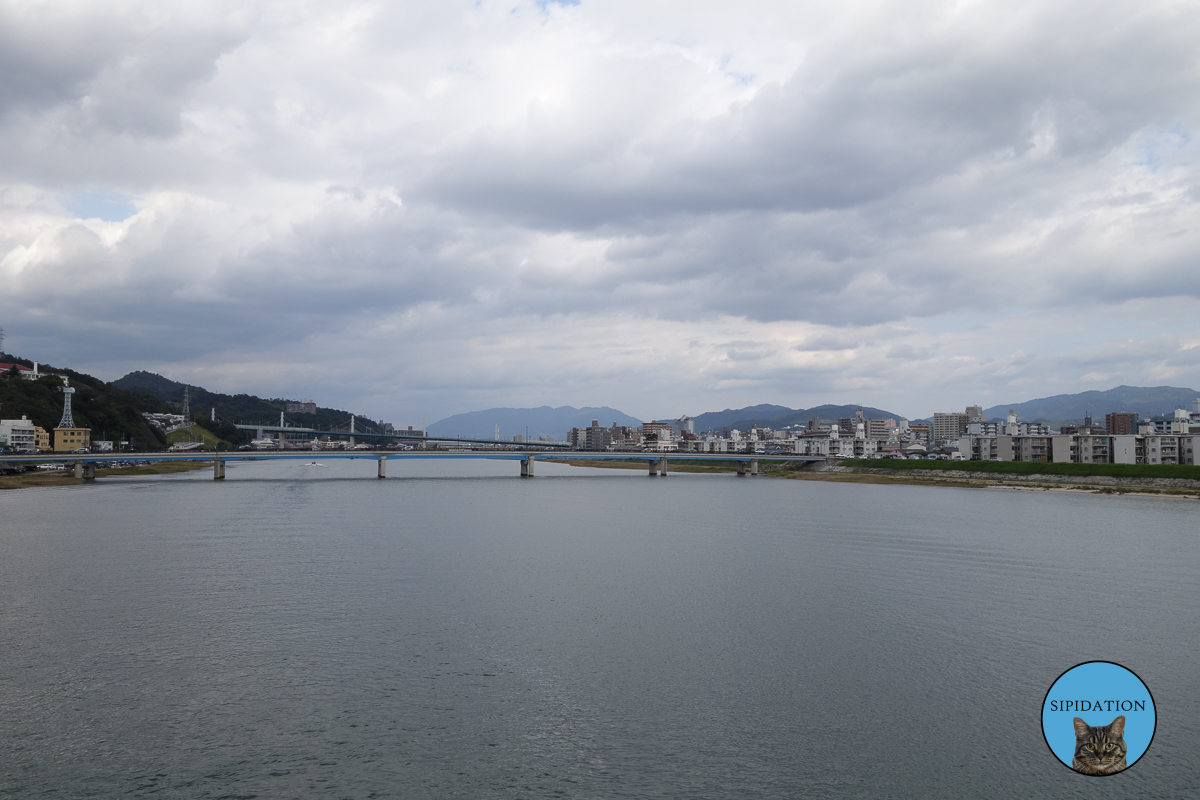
[232,424,572,449]
[2,450,824,481]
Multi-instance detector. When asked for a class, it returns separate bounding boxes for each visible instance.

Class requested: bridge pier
[658,457,668,476]
[737,460,746,476]
[76,461,95,481]
[521,456,535,477]
[378,455,386,479]
[213,455,225,480]
[750,459,759,476]
[648,459,657,476]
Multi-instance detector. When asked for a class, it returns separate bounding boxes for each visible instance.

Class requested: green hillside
[113,370,385,435]
[2,358,170,450]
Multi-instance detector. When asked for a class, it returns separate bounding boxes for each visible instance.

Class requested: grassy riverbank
[840,458,1200,481]
[0,460,208,490]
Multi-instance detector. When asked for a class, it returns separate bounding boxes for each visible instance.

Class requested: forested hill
[1,356,171,449]
[112,371,384,434]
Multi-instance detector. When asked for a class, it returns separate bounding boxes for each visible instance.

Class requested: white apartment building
[0,416,37,451]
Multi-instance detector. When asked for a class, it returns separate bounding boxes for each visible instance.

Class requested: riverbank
[0,460,208,490]
[564,458,1200,499]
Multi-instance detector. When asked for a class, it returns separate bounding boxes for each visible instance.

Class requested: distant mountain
[690,403,904,433]
[428,406,643,441]
[688,404,794,432]
[981,385,1200,424]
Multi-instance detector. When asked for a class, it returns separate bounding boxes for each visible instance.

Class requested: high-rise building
[585,419,613,450]
[932,412,968,443]
[1105,412,1138,436]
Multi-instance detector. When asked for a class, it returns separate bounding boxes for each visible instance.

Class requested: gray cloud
[1,0,1199,422]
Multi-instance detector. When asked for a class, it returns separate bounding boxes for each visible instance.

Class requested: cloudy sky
[1,0,1198,423]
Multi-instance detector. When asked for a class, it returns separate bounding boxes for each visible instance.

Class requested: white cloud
[2,0,1199,423]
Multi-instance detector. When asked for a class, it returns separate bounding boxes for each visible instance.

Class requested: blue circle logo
[1041,661,1156,776]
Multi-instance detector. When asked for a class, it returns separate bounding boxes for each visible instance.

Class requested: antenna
[0,324,5,354]
[59,385,76,428]
[183,385,190,422]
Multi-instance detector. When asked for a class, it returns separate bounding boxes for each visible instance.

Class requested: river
[1,458,1197,798]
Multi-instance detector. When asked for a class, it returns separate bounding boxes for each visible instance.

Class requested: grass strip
[841,459,1200,480]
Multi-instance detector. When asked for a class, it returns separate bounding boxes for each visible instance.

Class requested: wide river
[1,458,1197,798]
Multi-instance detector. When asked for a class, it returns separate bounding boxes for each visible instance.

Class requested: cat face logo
[1071,715,1127,775]
[1041,661,1155,776]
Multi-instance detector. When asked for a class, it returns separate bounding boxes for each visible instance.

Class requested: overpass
[2,450,824,481]
[232,424,572,449]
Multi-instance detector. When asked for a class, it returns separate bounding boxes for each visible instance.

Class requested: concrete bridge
[3,451,823,481]
[233,425,572,449]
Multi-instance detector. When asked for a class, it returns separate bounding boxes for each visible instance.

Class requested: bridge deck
[2,451,822,465]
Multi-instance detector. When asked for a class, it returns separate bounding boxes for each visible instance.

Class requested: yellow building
[35,427,50,451]
[54,427,91,452]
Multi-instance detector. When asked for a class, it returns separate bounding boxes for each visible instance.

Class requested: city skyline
[1,1,1199,423]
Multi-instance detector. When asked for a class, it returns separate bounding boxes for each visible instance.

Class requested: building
[966,405,984,423]
[1111,435,1195,465]
[585,420,613,451]
[53,427,91,451]
[1050,434,1111,464]
[0,416,37,452]
[35,427,49,450]
[641,421,674,443]
[286,400,317,414]
[865,419,890,439]
[0,362,33,378]
[610,424,640,443]
[907,423,931,446]
[0,361,61,382]
[1105,412,1138,436]
[932,412,968,443]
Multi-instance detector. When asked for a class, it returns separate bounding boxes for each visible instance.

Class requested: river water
[1,458,1197,798]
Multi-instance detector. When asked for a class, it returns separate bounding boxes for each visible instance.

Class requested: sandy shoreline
[564,459,1200,499]
[0,460,208,490]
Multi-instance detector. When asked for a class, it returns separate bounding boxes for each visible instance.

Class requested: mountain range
[979,385,1199,424]
[688,404,903,432]
[16,356,1199,445]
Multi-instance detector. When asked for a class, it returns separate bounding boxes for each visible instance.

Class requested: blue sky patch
[66,190,138,222]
